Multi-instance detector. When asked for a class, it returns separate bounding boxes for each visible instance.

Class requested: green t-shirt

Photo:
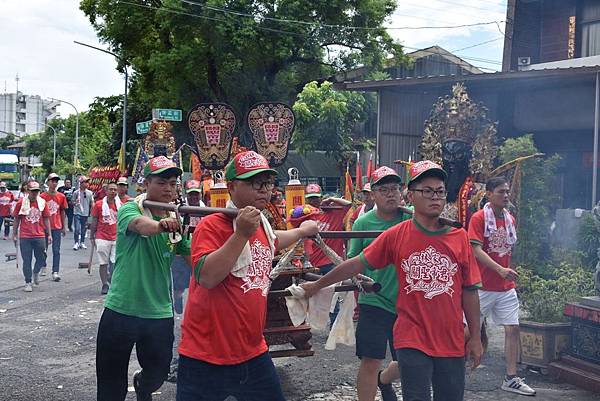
[104,201,191,319]
[347,209,410,314]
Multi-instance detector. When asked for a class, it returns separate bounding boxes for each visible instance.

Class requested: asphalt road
[0,235,598,401]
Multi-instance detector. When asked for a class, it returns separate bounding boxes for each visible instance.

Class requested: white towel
[483,202,517,245]
[284,284,334,331]
[101,195,122,217]
[226,200,276,278]
[19,196,45,216]
[325,290,357,350]
[135,193,182,243]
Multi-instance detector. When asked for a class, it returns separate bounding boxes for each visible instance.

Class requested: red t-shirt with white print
[361,219,482,357]
[468,209,516,292]
[41,192,68,230]
[13,199,50,238]
[91,200,118,241]
[304,206,350,268]
[0,190,14,217]
[179,213,277,365]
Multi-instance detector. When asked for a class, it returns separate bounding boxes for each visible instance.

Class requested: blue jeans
[0,215,10,236]
[20,237,46,284]
[176,353,286,401]
[45,229,62,273]
[74,215,88,244]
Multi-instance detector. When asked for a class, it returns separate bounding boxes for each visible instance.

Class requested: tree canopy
[80,0,406,143]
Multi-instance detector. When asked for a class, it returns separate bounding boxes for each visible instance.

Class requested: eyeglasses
[373,185,400,195]
[248,180,275,191]
[412,188,448,199]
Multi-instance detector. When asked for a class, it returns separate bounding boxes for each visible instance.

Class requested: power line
[176,0,504,31]
[451,37,504,52]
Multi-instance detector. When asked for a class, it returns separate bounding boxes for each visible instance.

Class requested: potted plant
[517,260,594,370]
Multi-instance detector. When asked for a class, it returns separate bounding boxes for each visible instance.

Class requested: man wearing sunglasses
[301,160,483,401]
[176,151,318,401]
[347,166,411,401]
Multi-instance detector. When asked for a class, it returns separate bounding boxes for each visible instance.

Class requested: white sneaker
[73,242,79,250]
[501,376,536,396]
[79,243,87,250]
[33,273,40,286]
[23,283,32,292]
[52,272,61,282]
[40,267,47,276]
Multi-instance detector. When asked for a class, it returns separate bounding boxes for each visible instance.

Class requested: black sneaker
[378,370,398,401]
[101,284,109,295]
[133,370,152,401]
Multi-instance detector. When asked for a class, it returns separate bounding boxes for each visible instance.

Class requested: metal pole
[122,67,128,168]
[375,91,381,166]
[593,72,599,207]
[51,98,78,167]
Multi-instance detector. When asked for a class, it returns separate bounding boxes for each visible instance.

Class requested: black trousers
[96,308,174,401]
[396,348,465,401]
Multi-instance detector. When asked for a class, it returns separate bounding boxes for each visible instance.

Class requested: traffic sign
[152,108,182,121]
[136,120,152,135]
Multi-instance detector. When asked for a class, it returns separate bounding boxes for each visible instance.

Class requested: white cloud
[0,0,123,117]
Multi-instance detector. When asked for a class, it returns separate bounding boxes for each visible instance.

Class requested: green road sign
[152,108,182,121]
[136,120,152,135]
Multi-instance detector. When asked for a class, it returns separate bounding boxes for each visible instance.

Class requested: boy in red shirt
[0,181,15,240]
[468,176,535,396]
[176,151,318,401]
[90,182,120,295]
[13,181,52,292]
[41,173,68,281]
[302,161,483,401]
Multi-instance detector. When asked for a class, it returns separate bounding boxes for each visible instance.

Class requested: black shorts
[355,304,397,360]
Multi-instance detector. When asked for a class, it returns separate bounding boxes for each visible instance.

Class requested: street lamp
[74,40,128,169]
[50,97,79,167]
[40,122,64,168]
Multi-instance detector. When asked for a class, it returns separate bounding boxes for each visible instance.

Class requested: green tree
[499,134,561,270]
[79,0,406,143]
[292,80,370,168]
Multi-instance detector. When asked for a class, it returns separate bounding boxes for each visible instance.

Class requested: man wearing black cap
[96,156,191,401]
[302,160,483,401]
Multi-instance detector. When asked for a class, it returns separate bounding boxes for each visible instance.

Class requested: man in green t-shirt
[96,156,191,401]
[347,166,410,401]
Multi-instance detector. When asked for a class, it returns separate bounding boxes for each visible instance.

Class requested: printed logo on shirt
[25,208,41,224]
[0,195,10,205]
[316,221,330,232]
[47,199,59,216]
[487,227,512,257]
[241,239,272,296]
[102,209,117,225]
[401,245,458,299]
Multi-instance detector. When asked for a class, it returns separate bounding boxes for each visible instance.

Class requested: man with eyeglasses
[176,150,318,401]
[347,166,410,401]
[468,177,535,396]
[301,160,483,401]
[72,176,94,250]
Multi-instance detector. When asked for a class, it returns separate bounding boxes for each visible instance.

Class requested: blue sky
[0,0,508,116]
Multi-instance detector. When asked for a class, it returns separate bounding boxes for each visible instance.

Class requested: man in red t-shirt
[302,161,483,401]
[348,183,374,229]
[468,176,535,396]
[41,173,68,281]
[90,182,120,295]
[0,181,15,239]
[116,176,132,202]
[13,181,52,292]
[301,183,352,274]
[176,151,318,401]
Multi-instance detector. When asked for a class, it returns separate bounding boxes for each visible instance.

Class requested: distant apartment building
[0,92,59,137]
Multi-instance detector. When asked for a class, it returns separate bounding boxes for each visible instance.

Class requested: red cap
[28,181,41,191]
[224,151,277,181]
[78,175,89,183]
[0,182,6,188]
[409,160,447,184]
[144,156,183,177]
[116,177,129,185]
[47,173,60,180]
[305,183,322,198]
[371,166,401,186]
[185,180,202,193]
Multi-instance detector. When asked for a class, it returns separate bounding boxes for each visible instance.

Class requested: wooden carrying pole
[142,201,462,233]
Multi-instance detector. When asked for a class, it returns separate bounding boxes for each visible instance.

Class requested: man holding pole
[176,150,318,401]
[96,156,190,401]
[302,161,483,401]
[348,167,410,401]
